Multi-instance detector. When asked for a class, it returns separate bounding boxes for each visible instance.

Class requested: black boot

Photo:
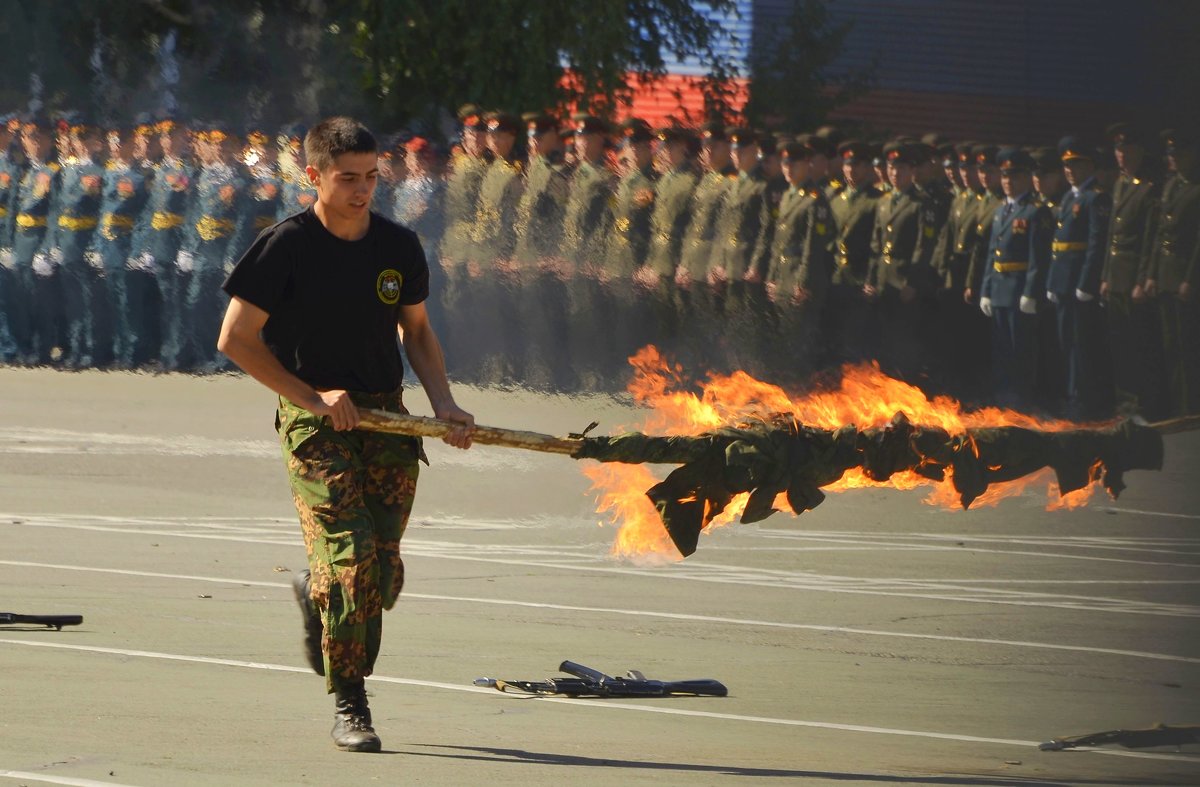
[292,570,325,676]
[331,681,381,752]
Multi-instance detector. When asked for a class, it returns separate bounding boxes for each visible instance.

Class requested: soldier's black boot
[292,570,325,676]
[331,681,381,752]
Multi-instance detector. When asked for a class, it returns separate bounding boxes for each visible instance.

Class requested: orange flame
[589,347,1108,559]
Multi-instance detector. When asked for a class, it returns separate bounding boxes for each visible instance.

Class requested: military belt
[993,261,1029,273]
[16,213,47,229]
[0,206,7,219]
[196,215,235,241]
[1051,241,1087,252]
[58,215,100,231]
[101,213,136,240]
[253,216,274,230]
[151,211,185,231]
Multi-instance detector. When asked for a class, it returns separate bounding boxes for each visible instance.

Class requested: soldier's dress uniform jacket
[1047,177,1111,300]
[1147,167,1200,415]
[561,158,615,271]
[714,167,771,281]
[0,153,19,357]
[678,168,734,283]
[868,185,923,292]
[513,151,570,267]
[607,161,658,278]
[829,183,881,288]
[644,160,699,278]
[471,155,524,263]
[764,182,834,301]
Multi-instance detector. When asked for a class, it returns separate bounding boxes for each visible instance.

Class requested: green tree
[743,0,876,133]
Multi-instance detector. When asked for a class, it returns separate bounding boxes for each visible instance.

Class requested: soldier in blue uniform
[234,126,282,254]
[0,114,21,361]
[135,114,194,370]
[181,121,245,371]
[98,116,154,367]
[979,148,1053,410]
[276,123,316,220]
[1045,137,1112,419]
[13,114,63,364]
[52,118,107,366]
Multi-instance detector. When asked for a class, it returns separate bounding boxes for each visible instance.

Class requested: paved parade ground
[1,367,1198,786]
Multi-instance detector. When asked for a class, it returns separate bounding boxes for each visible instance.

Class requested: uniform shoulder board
[513,160,523,174]
[47,162,61,173]
[809,189,821,199]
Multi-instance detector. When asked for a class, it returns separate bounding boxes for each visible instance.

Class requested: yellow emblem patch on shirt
[377,269,403,305]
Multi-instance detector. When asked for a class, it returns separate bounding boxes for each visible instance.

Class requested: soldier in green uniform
[932,141,990,399]
[468,111,525,384]
[713,127,772,373]
[1100,123,1163,416]
[438,107,489,377]
[0,114,22,361]
[824,140,882,366]
[607,118,659,370]
[1145,131,1200,416]
[640,125,698,361]
[865,141,931,380]
[513,111,572,388]
[762,140,834,379]
[676,120,735,371]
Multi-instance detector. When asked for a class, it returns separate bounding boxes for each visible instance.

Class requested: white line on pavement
[0,770,135,787]
[3,560,1197,664]
[0,638,1190,762]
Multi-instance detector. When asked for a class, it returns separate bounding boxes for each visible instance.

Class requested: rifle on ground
[474,660,727,698]
[0,612,83,630]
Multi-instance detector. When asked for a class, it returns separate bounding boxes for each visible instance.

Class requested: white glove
[979,296,994,318]
[48,247,64,265]
[85,250,103,270]
[222,257,235,275]
[126,252,155,273]
[176,250,195,273]
[1046,290,1059,304]
[0,248,14,270]
[31,252,54,277]
[1075,288,1094,302]
[1019,295,1037,315]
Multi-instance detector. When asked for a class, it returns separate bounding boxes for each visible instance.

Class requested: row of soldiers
[435,107,1198,419]
[0,104,1194,420]
[0,111,318,371]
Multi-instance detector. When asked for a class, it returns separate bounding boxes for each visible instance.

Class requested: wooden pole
[356,408,581,455]
[356,409,1200,456]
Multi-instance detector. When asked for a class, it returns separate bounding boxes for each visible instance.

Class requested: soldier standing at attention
[56,120,108,367]
[0,115,22,361]
[470,111,525,384]
[979,148,1052,410]
[1145,131,1200,416]
[181,122,246,371]
[1046,137,1112,420]
[236,126,282,252]
[608,118,659,367]
[277,124,317,220]
[1100,123,1163,417]
[512,112,572,388]
[97,117,153,368]
[933,141,989,399]
[137,115,193,370]
[12,115,62,364]
[713,127,771,373]
[762,140,834,379]
[641,125,698,360]
[218,116,475,753]
[865,142,929,380]
[561,113,616,388]
[438,107,489,373]
[825,140,881,366]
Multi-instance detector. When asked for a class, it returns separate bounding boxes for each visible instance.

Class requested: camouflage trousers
[277,390,423,694]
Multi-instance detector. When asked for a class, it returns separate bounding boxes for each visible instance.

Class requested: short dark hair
[304,116,377,171]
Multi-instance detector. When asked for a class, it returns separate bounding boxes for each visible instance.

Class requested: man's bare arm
[216,296,360,430]
[399,300,475,448]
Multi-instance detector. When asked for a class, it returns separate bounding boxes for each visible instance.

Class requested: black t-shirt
[222,208,429,393]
